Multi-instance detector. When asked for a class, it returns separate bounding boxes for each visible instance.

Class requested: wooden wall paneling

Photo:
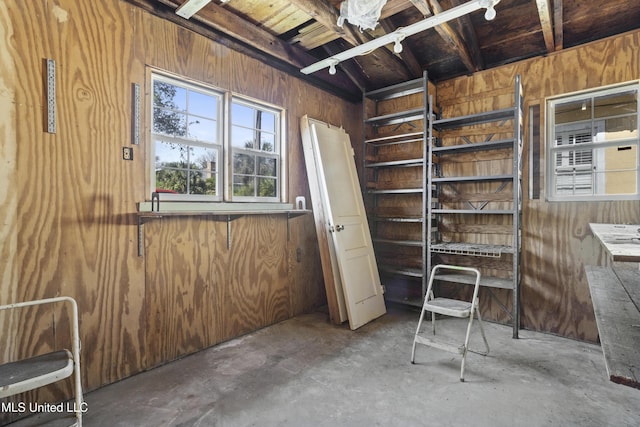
[284,88,326,318]
[223,215,290,341]
[144,217,225,366]
[0,0,148,402]
[436,30,640,341]
[0,0,18,323]
[286,213,326,317]
[1,0,358,405]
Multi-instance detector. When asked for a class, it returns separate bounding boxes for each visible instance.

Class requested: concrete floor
[14,305,640,426]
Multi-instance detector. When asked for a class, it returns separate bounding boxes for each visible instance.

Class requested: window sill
[138,201,309,218]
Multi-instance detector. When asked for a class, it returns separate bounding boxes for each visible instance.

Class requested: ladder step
[414,334,465,354]
[424,298,472,317]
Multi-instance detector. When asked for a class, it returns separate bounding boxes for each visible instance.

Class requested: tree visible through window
[152,77,221,198]
[231,100,279,199]
[150,72,284,202]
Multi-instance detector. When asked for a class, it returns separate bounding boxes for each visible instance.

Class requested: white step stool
[411,264,489,382]
[0,297,83,426]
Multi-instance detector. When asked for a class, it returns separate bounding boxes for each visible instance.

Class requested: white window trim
[227,94,286,203]
[546,81,640,202]
[149,70,287,204]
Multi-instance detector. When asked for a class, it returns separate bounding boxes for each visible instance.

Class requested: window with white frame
[547,82,639,201]
[231,98,281,201]
[150,72,285,203]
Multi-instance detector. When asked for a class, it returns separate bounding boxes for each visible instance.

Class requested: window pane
[233,153,255,175]
[232,125,256,149]
[153,108,186,137]
[257,177,277,197]
[599,116,638,142]
[260,111,276,132]
[188,90,218,118]
[555,99,591,125]
[193,147,218,196]
[187,116,217,142]
[258,156,277,177]
[155,140,218,196]
[553,144,638,196]
[549,83,640,200]
[596,145,638,195]
[260,133,275,152]
[233,175,255,196]
[594,90,637,118]
[153,81,186,112]
[231,102,255,126]
[155,139,189,165]
[554,128,591,148]
[151,75,224,200]
[156,167,187,194]
[555,169,593,196]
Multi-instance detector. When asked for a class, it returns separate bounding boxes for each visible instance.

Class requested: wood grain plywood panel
[1,0,351,410]
[5,0,147,397]
[437,31,640,340]
[223,215,290,341]
[144,217,225,365]
[0,0,18,315]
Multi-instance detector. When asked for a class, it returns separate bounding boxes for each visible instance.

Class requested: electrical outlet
[122,147,133,161]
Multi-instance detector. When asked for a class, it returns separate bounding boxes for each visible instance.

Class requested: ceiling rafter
[156,0,308,66]
[553,0,563,50]
[535,0,555,52]
[410,0,480,73]
[126,0,360,99]
[286,0,363,47]
[379,18,423,78]
[448,0,484,70]
[288,0,413,84]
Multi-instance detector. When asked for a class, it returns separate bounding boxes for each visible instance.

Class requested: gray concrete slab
[13,305,640,426]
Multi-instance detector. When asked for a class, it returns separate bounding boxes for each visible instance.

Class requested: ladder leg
[411,307,428,363]
[460,307,476,382]
[476,306,490,355]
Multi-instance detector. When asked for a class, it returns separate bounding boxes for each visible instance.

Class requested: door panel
[301,115,386,330]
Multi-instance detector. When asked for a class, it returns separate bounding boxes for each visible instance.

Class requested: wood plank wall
[435,30,640,342]
[0,0,360,420]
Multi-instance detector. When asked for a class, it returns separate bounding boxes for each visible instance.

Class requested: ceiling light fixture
[175,0,212,19]
[301,0,501,75]
[328,60,338,75]
[479,0,502,20]
[393,34,406,54]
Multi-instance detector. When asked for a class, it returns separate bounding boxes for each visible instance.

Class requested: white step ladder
[411,264,489,382]
[0,297,83,426]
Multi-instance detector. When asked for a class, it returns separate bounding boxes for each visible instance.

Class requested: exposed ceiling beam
[411,0,479,73]
[380,0,417,19]
[286,0,363,47]
[289,0,412,82]
[408,0,433,18]
[125,0,361,100]
[175,0,211,19]
[155,0,308,66]
[449,0,484,70]
[535,0,555,52]
[554,0,563,50]
[322,41,368,92]
[285,0,369,88]
[379,18,424,78]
